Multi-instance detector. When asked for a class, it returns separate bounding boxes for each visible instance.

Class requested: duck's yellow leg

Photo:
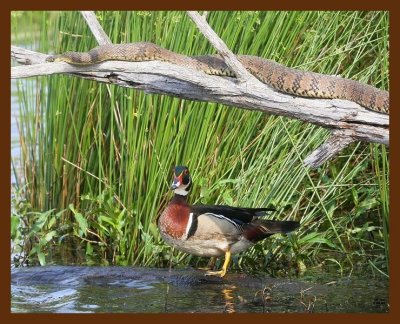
[205,251,231,278]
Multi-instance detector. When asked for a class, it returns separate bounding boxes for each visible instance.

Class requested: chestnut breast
[158,201,191,240]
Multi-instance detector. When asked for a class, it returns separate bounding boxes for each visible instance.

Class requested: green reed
[11,11,389,276]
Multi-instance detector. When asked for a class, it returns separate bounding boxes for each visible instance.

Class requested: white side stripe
[184,212,194,239]
[204,213,243,232]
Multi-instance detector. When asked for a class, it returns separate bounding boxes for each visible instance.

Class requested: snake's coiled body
[46,42,389,114]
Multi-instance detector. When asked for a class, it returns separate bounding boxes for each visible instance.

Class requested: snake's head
[45,55,56,62]
[45,54,81,64]
[45,55,66,63]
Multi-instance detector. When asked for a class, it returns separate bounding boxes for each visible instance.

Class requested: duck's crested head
[171,165,191,196]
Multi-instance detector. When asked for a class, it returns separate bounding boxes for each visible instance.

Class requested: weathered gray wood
[187,11,255,84]
[187,10,388,167]
[11,46,48,65]
[80,11,112,45]
[303,130,356,168]
[11,9,389,168]
[11,45,388,150]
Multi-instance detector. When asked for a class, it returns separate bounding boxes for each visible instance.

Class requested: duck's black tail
[257,219,300,233]
[243,219,300,243]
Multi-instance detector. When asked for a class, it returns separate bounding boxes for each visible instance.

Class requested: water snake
[46,42,389,114]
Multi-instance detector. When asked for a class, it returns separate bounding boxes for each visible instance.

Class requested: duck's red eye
[184,169,188,175]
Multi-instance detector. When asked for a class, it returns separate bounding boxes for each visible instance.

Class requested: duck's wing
[191,204,276,225]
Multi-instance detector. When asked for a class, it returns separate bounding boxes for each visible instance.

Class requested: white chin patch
[174,188,189,196]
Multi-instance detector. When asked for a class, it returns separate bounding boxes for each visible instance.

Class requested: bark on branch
[303,130,356,168]
[10,11,389,169]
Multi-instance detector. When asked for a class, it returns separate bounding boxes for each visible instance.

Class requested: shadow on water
[11,266,389,313]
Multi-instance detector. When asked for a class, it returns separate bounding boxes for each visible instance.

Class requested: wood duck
[157,166,300,277]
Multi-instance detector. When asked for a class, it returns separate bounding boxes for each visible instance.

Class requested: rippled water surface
[11,266,389,313]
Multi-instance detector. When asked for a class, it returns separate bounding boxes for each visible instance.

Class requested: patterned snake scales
[46,42,389,114]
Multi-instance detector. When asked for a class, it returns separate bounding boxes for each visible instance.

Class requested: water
[11,13,43,187]
[11,266,389,313]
